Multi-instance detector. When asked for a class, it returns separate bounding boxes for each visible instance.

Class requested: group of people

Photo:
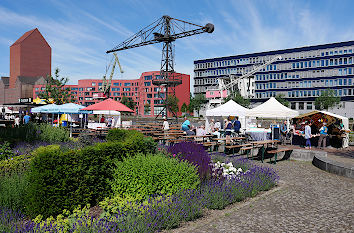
[293,120,328,149]
[99,116,114,128]
[178,116,242,143]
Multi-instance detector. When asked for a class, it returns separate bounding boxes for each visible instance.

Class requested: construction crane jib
[219,55,282,100]
[102,52,124,98]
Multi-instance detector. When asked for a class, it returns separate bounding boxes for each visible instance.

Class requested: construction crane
[101,52,124,98]
[107,15,214,120]
[207,55,282,104]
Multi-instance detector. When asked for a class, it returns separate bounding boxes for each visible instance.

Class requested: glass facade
[194,40,354,111]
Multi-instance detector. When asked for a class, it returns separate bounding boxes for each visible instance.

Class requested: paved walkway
[172,160,354,233]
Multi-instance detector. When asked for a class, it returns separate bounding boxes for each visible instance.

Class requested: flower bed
[0,140,278,232]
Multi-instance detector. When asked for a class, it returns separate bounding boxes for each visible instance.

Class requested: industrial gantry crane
[106,15,214,119]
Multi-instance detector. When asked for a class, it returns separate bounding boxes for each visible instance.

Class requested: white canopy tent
[247,97,299,119]
[205,100,250,131]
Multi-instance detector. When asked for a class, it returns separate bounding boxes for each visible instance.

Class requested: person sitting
[214,119,221,130]
[181,116,190,132]
[196,125,206,136]
[100,116,105,123]
[186,125,195,136]
[212,127,221,138]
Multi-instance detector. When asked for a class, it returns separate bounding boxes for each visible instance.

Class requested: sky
[1,0,354,90]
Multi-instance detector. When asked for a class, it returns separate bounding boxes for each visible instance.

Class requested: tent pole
[70,113,72,137]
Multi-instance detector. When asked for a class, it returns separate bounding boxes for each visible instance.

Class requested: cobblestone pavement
[172,160,354,233]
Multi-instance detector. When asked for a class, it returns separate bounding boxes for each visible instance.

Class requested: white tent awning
[206,100,249,117]
[247,97,299,118]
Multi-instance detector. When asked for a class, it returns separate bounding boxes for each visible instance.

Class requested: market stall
[205,100,250,132]
[246,97,299,141]
[292,110,350,148]
[80,98,133,129]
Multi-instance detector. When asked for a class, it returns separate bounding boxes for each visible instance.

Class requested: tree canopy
[315,89,341,110]
[275,94,290,107]
[189,94,207,116]
[38,68,75,104]
[121,96,136,110]
[166,95,179,114]
[224,91,250,108]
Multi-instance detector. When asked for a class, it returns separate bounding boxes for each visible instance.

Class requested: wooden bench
[240,146,254,159]
[202,142,218,152]
[225,143,252,155]
[267,148,293,164]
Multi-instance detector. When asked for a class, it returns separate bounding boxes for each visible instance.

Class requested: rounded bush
[111,154,200,200]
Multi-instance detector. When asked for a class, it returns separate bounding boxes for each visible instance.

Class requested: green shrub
[0,123,37,143]
[38,124,70,142]
[0,172,29,212]
[0,142,14,161]
[110,154,200,200]
[25,137,157,218]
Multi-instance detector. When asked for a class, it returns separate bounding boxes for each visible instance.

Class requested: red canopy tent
[80,98,134,112]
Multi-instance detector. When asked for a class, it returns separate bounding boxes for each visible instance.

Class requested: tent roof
[57,103,86,114]
[31,104,59,113]
[247,97,299,118]
[80,98,134,112]
[293,110,349,130]
[206,100,249,117]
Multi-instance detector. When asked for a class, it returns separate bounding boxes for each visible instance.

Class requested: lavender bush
[168,142,212,180]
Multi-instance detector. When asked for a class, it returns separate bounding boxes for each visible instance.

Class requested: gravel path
[171,160,354,233]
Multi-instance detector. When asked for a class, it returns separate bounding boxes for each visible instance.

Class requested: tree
[315,89,341,110]
[180,103,188,113]
[121,96,136,110]
[275,94,290,107]
[39,68,75,104]
[166,95,179,115]
[144,103,151,115]
[225,91,250,108]
[189,94,207,116]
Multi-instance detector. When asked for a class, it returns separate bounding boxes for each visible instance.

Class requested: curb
[312,154,354,179]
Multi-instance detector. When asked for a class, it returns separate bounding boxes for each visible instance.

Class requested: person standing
[209,119,215,134]
[14,115,20,127]
[162,117,169,134]
[23,113,30,124]
[304,121,312,149]
[280,120,288,145]
[233,116,241,134]
[181,116,190,132]
[318,122,328,149]
[225,116,233,144]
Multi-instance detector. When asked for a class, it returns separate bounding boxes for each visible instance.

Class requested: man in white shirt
[214,120,221,130]
[162,117,169,139]
[14,115,20,127]
[196,125,206,136]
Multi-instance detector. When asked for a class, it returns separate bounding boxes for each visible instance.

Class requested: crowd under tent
[205,100,250,131]
[292,110,349,148]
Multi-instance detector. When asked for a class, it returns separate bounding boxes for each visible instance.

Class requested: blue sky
[1,0,354,89]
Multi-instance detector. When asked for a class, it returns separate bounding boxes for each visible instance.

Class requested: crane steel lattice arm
[220,55,282,92]
[106,16,214,53]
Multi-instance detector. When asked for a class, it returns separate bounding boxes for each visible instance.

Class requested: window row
[256,88,354,99]
[195,46,354,70]
[292,57,353,69]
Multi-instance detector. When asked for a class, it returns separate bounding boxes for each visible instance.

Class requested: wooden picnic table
[212,137,246,142]
[249,140,279,163]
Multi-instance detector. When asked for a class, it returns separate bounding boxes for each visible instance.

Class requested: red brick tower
[9,28,51,88]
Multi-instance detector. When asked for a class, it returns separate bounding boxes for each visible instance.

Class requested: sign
[18,98,32,103]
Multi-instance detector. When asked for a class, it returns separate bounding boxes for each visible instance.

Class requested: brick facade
[33,71,190,117]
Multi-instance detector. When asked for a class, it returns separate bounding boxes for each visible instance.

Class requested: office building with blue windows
[194,41,354,117]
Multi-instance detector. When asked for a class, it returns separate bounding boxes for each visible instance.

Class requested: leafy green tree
[225,91,250,108]
[144,103,151,115]
[38,68,75,104]
[315,89,341,110]
[121,96,136,110]
[189,94,207,116]
[275,93,290,107]
[181,103,188,113]
[166,95,179,114]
